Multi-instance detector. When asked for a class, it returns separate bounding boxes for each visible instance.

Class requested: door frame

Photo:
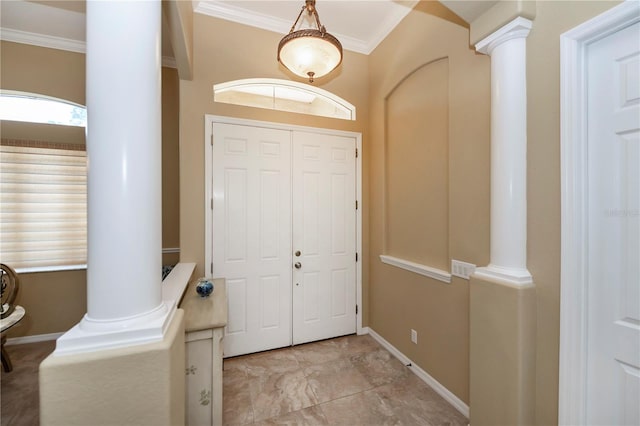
[559,2,640,425]
[204,114,364,336]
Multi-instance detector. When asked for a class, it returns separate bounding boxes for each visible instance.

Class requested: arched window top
[0,91,86,127]
[213,78,356,121]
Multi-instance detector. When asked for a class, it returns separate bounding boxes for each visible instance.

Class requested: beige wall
[178,14,370,322]
[385,57,450,270]
[1,41,182,338]
[368,2,491,404]
[162,67,181,263]
[526,2,621,424]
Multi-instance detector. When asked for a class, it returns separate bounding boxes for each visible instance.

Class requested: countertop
[179,278,227,333]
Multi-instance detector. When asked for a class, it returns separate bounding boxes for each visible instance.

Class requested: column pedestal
[469,17,537,426]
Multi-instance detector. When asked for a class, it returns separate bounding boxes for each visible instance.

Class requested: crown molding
[193,0,418,55]
[1,27,85,53]
[364,0,418,55]
[0,27,177,69]
[194,1,291,36]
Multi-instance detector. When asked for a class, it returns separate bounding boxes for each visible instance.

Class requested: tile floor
[0,335,468,426]
[223,334,468,426]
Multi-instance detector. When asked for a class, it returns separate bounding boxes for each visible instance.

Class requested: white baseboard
[5,332,63,346]
[366,328,470,418]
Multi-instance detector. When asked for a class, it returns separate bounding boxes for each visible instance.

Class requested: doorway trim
[203,114,364,335]
[559,2,640,425]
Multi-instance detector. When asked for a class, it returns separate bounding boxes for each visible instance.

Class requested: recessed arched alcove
[213,78,356,121]
[383,57,450,272]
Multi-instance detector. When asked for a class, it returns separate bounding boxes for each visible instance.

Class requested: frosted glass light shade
[278,29,342,82]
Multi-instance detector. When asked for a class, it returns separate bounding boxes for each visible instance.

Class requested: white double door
[212,122,357,357]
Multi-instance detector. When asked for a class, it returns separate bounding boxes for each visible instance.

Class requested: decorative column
[55,0,172,354]
[474,17,533,285]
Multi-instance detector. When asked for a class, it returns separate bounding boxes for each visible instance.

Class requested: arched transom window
[213,78,356,121]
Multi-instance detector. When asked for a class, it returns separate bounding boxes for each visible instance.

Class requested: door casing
[559,2,640,424]
[204,114,364,337]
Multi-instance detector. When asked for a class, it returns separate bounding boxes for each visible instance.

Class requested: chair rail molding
[379,255,451,284]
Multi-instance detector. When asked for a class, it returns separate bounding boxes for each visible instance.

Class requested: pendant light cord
[288,0,326,35]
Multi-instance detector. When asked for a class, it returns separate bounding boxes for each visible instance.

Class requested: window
[0,91,86,127]
[214,78,356,121]
[0,92,87,271]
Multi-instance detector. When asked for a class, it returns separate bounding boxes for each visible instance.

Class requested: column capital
[475,16,533,55]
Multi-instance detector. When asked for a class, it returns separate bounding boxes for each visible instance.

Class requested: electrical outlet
[451,259,476,280]
[411,329,418,344]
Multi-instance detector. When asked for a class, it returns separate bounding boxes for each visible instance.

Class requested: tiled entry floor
[223,334,468,425]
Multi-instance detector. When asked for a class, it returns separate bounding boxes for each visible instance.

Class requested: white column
[55,0,173,354]
[475,17,533,285]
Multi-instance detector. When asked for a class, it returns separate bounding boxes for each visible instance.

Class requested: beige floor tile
[319,391,399,426]
[250,369,319,422]
[304,357,373,404]
[244,347,300,377]
[254,405,329,426]
[350,347,411,387]
[292,339,344,367]
[332,334,381,355]
[375,375,468,426]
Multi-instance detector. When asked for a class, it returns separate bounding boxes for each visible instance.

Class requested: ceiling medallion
[277,0,343,83]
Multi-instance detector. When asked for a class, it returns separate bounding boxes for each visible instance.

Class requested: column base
[40,309,185,426]
[54,301,176,355]
[473,264,533,286]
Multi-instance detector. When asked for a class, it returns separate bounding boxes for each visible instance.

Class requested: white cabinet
[180,279,227,426]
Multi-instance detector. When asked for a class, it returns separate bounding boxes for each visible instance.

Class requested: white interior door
[292,131,356,345]
[212,123,292,357]
[586,21,640,425]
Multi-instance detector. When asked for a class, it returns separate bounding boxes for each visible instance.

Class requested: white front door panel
[292,131,356,345]
[213,123,292,357]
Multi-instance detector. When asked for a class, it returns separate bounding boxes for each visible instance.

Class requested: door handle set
[294,250,302,269]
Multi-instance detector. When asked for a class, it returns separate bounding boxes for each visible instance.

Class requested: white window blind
[0,140,87,270]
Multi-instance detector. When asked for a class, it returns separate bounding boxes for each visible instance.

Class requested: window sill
[14,264,87,274]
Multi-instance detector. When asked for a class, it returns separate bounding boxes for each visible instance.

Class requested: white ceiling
[193,0,419,54]
[0,0,497,60]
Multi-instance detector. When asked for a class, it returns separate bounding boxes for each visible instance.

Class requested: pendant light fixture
[277,0,343,83]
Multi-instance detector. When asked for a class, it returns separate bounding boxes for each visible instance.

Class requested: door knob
[295,250,301,257]
[294,262,302,269]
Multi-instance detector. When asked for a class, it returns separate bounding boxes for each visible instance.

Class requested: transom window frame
[213,78,356,121]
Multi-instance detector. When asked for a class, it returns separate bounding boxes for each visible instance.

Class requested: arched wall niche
[383,57,450,271]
